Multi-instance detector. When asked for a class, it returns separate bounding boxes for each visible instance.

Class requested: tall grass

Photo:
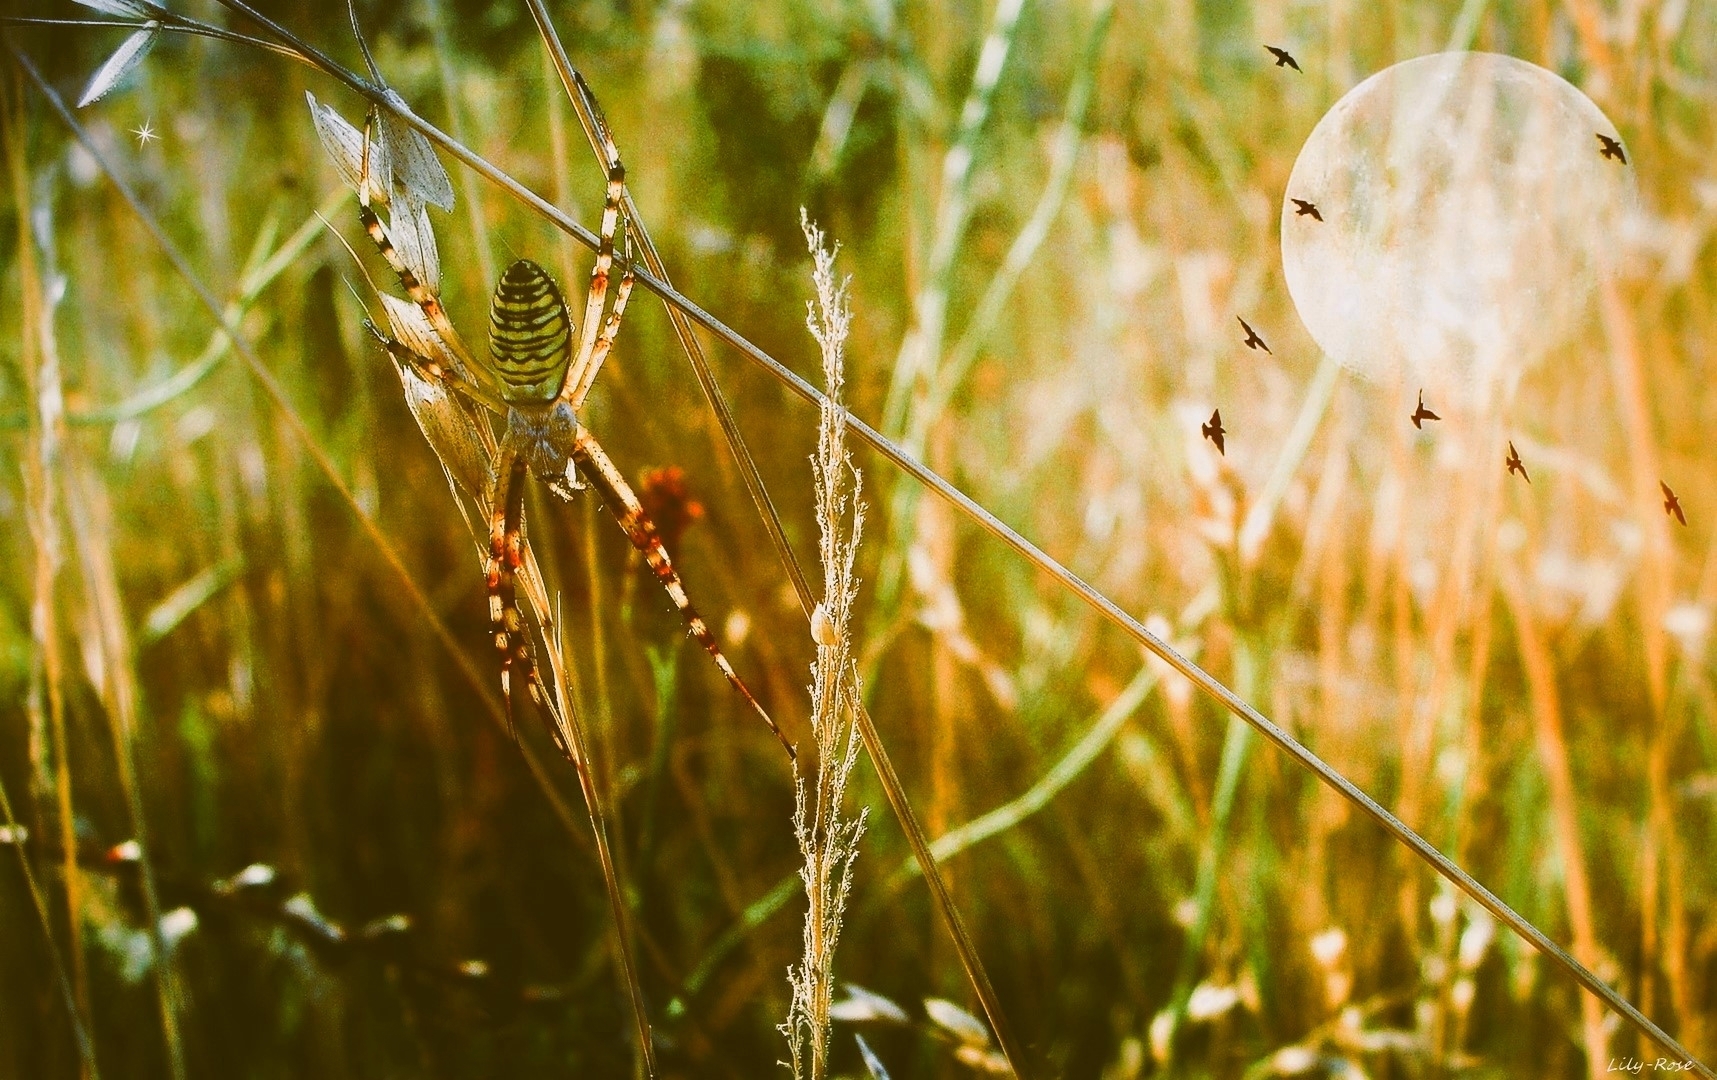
[780,213,868,1080]
[2,0,1714,1076]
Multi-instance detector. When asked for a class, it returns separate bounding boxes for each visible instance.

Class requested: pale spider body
[506,401,581,489]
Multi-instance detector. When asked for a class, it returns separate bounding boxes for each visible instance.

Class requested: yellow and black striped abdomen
[488,259,571,403]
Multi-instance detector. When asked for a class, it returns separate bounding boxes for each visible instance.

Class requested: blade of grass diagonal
[891,659,1160,886]
[0,774,101,1077]
[5,80,100,1076]
[15,190,347,429]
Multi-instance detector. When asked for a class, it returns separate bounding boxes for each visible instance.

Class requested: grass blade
[76,22,158,106]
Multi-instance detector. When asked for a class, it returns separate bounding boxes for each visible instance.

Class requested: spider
[311,78,792,760]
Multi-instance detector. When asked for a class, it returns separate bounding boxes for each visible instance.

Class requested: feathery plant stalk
[782,213,869,1080]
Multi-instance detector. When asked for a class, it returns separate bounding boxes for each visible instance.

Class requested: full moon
[1281,52,1636,395]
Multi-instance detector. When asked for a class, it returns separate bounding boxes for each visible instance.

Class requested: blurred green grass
[2,0,1715,1076]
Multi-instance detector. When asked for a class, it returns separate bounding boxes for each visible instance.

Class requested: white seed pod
[811,602,840,647]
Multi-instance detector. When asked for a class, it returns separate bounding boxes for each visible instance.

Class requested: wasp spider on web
[308,76,792,759]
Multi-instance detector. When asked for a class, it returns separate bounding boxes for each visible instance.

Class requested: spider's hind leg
[485,440,548,744]
[569,425,796,761]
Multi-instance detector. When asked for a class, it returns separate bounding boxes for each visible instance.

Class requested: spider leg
[559,72,628,416]
[350,120,504,411]
[485,438,543,741]
[570,425,795,761]
[564,222,636,416]
[359,203,505,408]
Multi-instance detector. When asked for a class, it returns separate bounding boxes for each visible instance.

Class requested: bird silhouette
[1596,133,1627,163]
[1662,481,1686,526]
[1202,408,1226,455]
[1237,316,1271,354]
[1266,45,1301,71]
[1410,390,1440,429]
[1291,198,1323,221]
[1505,441,1530,483]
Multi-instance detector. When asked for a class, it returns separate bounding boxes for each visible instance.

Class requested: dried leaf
[381,198,441,293]
[378,94,453,211]
[306,92,389,205]
[924,998,992,1048]
[78,24,160,107]
[856,1034,892,1080]
[377,293,453,372]
[360,913,412,940]
[830,983,910,1025]
[1185,981,1240,1021]
[307,92,365,192]
[158,907,198,951]
[389,343,494,504]
[70,0,157,18]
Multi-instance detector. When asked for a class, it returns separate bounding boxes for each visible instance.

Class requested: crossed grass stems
[8,1,1710,1075]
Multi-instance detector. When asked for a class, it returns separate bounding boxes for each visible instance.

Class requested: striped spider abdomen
[488,259,572,404]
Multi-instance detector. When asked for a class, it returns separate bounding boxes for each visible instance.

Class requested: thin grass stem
[1161,645,1257,1066]
[922,0,1115,441]
[1500,569,1609,1077]
[891,659,1158,887]
[0,772,99,1076]
[65,463,187,1080]
[537,636,658,1079]
[6,70,95,1074]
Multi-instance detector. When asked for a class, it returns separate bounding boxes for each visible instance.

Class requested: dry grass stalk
[781,213,869,1080]
[1500,568,1608,1077]
[7,74,93,1067]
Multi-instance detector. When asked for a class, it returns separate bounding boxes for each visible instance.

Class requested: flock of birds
[1197,46,1685,527]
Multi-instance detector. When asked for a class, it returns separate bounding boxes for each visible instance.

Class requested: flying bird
[1237,317,1271,354]
[1505,442,1529,483]
[1291,198,1322,221]
[1596,133,1627,163]
[1266,45,1301,71]
[1202,408,1226,455]
[1410,390,1440,429]
[1662,481,1686,526]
